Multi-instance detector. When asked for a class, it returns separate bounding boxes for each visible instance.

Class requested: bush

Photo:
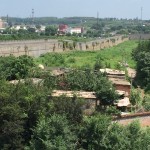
[105,106,121,116]
[67,58,76,63]
[143,95,150,111]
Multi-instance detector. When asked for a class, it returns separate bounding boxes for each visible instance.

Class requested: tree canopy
[132,40,150,91]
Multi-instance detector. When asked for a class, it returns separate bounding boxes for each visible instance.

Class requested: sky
[0,0,149,20]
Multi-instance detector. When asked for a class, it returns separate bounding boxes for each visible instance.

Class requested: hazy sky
[0,0,149,19]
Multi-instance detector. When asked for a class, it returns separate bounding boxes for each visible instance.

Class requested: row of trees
[132,40,150,92]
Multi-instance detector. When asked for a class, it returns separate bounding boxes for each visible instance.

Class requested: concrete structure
[100,68,125,79]
[11,25,27,31]
[115,112,150,127]
[52,90,96,99]
[52,90,97,115]
[0,35,128,57]
[100,68,131,96]
[0,19,8,29]
[0,19,3,29]
[109,77,131,96]
[129,34,150,40]
[69,27,83,34]
[116,97,130,107]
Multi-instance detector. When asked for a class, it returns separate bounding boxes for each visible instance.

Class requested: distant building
[40,25,46,32]
[58,24,68,34]
[10,25,27,31]
[100,68,131,96]
[68,27,84,34]
[0,19,3,29]
[109,77,131,96]
[58,25,84,35]
[0,18,8,29]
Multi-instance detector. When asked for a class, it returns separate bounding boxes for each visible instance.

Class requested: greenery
[3,16,150,37]
[0,55,35,80]
[0,39,150,149]
[132,40,150,91]
[29,114,76,150]
[36,40,137,69]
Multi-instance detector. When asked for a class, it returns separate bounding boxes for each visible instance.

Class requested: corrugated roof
[100,68,125,75]
[109,77,131,86]
[9,78,43,85]
[52,90,96,99]
[117,97,130,107]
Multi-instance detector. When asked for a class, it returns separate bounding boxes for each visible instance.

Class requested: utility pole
[141,7,143,25]
[140,7,143,40]
[31,9,34,25]
[7,14,8,23]
[97,11,99,30]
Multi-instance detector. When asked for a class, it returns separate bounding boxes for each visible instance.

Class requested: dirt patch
[117,116,150,127]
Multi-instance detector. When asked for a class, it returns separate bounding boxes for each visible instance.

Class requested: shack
[100,68,131,96]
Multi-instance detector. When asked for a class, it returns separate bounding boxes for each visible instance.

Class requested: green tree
[132,41,150,90]
[94,59,104,70]
[0,80,25,149]
[49,95,85,124]
[0,55,35,80]
[0,78,51,148]
[45,25,57,36]
[79,115,111,149]
[95,76,118,106]
[29,114,76,150]
[27,28,36,33]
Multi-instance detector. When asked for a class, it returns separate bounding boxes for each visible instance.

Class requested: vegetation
[0,77,149,149]
[0,55,35,80]
[36,40,137,69]
[1,16,150,42]
[0,38,149,149]
[132,40,150,92]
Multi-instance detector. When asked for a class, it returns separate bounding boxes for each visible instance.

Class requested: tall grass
[36,40,138,69]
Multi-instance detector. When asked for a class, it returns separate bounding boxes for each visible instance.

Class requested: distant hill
[1,16,96,26]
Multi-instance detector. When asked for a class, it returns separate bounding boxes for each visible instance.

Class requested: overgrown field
[36,40,138,69]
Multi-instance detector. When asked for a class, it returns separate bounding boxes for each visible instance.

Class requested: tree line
[132,40,150,92]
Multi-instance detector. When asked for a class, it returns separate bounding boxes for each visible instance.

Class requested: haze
[0,0,149,19]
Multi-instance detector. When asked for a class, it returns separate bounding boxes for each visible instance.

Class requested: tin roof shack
[100,68,131,96]
[100,68,125,79]
[40,67,70,78]
[50,68,66,77]
[52,90,97,115]
[9,78,43,85]
[115,90,131,112]
[109,78,131,96]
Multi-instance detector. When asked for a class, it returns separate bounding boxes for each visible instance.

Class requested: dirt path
[117,115,150,127]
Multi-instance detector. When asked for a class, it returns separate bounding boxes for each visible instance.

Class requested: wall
[114,84,131,96]
[129,34,150,40]
[0,35,128,57]
[114,112,150,127]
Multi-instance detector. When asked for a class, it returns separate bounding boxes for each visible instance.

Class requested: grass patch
[36,40,138,69]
